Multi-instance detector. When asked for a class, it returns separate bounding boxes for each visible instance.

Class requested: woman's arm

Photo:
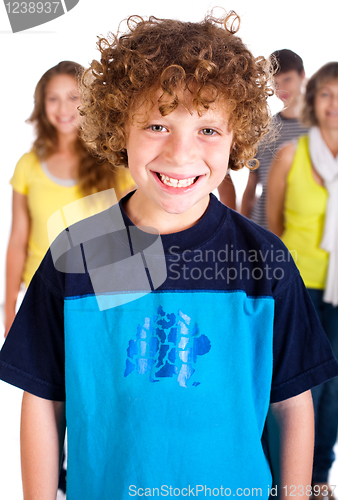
[241,171,258,217]
[4,190,30,337]
[266,390,314,499]
[267,143,295,237]
[21,392,66,500]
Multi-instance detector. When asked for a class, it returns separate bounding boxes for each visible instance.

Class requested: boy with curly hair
[0,12,337,500]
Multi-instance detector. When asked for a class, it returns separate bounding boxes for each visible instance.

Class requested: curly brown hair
[27,60,118,195]
[301,62,338,127]
[80,11,273,171]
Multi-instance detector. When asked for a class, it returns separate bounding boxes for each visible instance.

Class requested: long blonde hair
[27,60,118,195]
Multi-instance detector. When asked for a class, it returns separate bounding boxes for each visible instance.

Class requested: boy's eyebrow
[197,118,230,128]
[199,117,228,124]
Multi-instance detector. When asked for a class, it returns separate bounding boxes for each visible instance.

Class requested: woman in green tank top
[267,62,338,498]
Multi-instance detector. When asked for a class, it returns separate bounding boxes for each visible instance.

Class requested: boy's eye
[201,128,217,136]
[149,125,167,132]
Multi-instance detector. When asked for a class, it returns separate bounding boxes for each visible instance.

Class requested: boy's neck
[122,189,210,234]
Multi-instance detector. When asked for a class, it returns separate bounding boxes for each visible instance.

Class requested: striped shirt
[250,113,308,229]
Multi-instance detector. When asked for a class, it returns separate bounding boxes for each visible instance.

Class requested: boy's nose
[163,134,197,167]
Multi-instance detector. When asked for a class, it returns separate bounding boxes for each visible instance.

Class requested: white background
[0,0,338,497]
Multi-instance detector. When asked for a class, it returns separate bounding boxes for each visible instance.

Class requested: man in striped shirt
[241,49,307,228]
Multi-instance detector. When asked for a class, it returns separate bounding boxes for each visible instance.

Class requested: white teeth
[159,174,197,188]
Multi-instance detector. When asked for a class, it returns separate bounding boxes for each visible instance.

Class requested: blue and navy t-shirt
[0,193,337,500]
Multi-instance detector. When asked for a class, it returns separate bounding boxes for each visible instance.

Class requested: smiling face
[44,74,81,138]
[314,80,338,131]
[124,94,233,233]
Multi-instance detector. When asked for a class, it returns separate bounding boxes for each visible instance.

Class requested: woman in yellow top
[5,61,135,337]
[267,62,338,497]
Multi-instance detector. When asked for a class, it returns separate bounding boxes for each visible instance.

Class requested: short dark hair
[270,49,304,76]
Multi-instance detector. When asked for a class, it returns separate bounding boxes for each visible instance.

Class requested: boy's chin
[160,195,210,217]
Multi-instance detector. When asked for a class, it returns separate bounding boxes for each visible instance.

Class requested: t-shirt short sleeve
[9,152,33,195]
[271,271,338,403]
[0,252,65,401]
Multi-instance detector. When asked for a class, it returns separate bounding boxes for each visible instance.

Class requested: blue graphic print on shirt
[124,305,211,387]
